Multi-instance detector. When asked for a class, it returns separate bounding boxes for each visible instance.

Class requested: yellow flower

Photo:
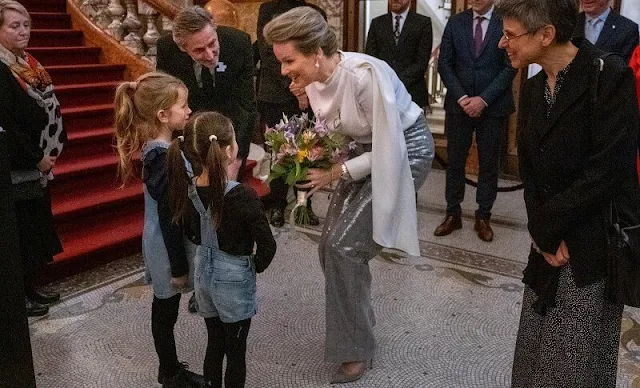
[297,149,308,162]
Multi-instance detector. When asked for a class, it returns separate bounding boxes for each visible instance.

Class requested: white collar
[391,8,409,20]
[473,5,494,21]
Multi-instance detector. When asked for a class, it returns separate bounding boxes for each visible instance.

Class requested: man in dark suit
[573,0,639,63]
[434,0,516,242]
[156,6,257,182]
[256,0,326,227]
[365,0,433,109]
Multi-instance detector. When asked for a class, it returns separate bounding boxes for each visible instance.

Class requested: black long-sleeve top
[185,184,276,273]
[142,147,189,278]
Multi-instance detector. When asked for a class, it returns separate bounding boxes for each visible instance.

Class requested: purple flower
[348,141,357,151]
[314,117,329,137]
[284,118,301,135]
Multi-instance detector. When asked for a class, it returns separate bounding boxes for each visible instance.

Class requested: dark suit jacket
[518,40,639,289]
[156,27,257,159]
[256,0,326,104]
[574,10,639,63]
[365,11,432,107]
[438,9,515,117]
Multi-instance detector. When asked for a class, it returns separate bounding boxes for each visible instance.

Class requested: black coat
[518,40,640,294]
[256,0,326,104]
[573,10,639,64]
[0,62,48,171]
[156,27,257,159]
[365,11,432,107]
[438,9,515,117]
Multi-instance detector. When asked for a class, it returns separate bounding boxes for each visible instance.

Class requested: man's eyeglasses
[501,31,531,42]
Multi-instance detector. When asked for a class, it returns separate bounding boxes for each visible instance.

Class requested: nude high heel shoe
[329,359,373,384]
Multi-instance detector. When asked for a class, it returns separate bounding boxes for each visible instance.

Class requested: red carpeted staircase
[24,0,142,279]
[24,0,268,280]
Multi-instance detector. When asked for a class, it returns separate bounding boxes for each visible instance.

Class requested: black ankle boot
[26,287,60,305]
[270,208,285,228]
[25,297,49,317]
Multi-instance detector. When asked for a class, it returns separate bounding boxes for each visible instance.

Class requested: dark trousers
[204,317,251,388]
[258,101,312,210]
[151,293,181,380]
[444,113,504,219]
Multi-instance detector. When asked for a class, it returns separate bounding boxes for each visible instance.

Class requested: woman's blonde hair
[0,0,30,27]
[166,111,235,228]
[114,71,186,184]
[263,6,337,56]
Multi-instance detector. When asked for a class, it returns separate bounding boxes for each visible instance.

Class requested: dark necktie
[394,15,402,44]
[200,65,215,91]
[474,16,485,57]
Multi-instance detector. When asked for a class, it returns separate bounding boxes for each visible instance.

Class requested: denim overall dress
[188,181,258,323]
[142,140,197,299]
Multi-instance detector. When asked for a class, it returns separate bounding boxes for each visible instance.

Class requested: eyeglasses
[501,31,531,42]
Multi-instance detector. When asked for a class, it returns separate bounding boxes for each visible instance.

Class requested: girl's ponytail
[167,136,191,225]
[114,81,140,184]
[205,137,228,228]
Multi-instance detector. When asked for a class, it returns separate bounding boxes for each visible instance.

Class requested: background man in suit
[434,0,516,242]
[256,0,326,227]
[574,0,639,63]
[365,0,433,110]
[157,6,257,182]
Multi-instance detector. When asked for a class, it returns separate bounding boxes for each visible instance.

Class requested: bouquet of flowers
[265,112,353,225]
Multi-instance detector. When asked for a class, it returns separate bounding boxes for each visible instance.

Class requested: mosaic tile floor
[30,170,640,387]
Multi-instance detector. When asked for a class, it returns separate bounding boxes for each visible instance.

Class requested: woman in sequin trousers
[264,7,434,384]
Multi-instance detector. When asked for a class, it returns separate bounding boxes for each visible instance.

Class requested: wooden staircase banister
[140,0,179,20]
[66,0,154,80]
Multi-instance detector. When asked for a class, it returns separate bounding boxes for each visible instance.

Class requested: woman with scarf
[496,0,639,386]
[0,0,66,317]
[264,7,434,384]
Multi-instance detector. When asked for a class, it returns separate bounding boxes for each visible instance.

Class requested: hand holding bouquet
[264,113,353,225]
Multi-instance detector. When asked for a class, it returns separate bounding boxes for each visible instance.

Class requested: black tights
[204,317,251,388]
[151,293,181,380]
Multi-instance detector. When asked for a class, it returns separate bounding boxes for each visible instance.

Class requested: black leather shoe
[25,297,49,317]
[434,214,462,236]
[188,293,198,314]
[162,363,205,388]
[270,208,285,228]
[26,288,60,305]
[307,204,320,226]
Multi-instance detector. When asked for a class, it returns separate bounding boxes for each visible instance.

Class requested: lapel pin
[612,25,616,29]
[216,62,227,72]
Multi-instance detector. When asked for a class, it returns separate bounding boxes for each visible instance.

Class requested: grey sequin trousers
[318,114,434,363]
[511,266,623,388]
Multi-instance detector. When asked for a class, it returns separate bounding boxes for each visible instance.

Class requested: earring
[315,61,320,68]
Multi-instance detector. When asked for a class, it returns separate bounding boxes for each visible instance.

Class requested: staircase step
[47,64,125,85]
[52,181,142,220]
[30,12,71,29]
[28,47,101,66]
[51,205,143,272]
[59,127,115,164]
[55,81,119,109]
[29,29,83,47]
[20,0,66,13]
[61,104,114,133]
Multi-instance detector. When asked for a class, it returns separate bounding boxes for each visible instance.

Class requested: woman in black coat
[0,0,66,316]
[496,0,640,387]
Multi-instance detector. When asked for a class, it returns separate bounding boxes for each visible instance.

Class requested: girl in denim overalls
[166,111,276,388]
[114,72,204,388]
